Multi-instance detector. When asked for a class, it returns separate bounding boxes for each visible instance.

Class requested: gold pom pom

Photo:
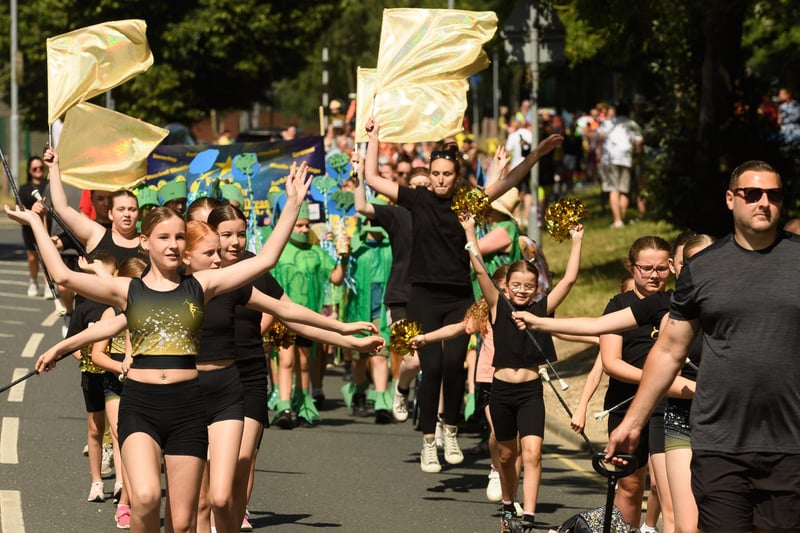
[262,320,296,349]
[544,197,589,242]
[450,184,492,224]
[390,319,423,354]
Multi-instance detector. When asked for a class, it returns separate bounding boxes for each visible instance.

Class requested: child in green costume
[270,202,347,427]
[340,220,393,423]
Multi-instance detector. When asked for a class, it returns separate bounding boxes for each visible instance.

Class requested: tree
[0,0,337,127]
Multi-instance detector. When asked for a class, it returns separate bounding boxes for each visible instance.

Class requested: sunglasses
[731,187,783,204]
[30,166,43,171]
[430,150,457,163]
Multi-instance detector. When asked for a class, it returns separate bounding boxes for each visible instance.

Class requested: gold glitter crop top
[126,276,205,358]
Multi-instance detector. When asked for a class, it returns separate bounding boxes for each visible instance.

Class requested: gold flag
[355,67,377,143]
[371,8,497,142]
[376,9,496,90]
[57,103,168,191]
[47,19,153,124]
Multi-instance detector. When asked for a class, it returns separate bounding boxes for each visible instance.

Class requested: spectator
[597,103,643,228]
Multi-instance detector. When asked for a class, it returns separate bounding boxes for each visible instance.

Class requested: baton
[540,368,598,454]
[594,395,634,421]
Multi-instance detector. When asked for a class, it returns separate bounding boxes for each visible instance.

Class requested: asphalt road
[0,225,610,532]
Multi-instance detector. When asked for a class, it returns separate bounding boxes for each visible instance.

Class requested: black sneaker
[274,409,294,430]
[375,409,392,424]
[352,392,369,417]
[296,416,316,428]
[500,504,516,533]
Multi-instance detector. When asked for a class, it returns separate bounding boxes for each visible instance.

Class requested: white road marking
[20,334,44,359]
[0,305,38,313]
[0,417,19,464]
[0,292,43,301]
[0,320,24,325]
[0,489,25,532]
[6,369,30,403]
[40,310,60,327]
[0,333,13,338]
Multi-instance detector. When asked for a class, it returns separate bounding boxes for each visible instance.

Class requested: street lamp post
[9,0,19,193]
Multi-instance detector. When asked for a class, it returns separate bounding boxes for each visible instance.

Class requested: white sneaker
[392,384,409,422]
[486,468,502,502]
[82,444,89,456]
[639,525,659,533]
[434,419,444,449]
[27,280,39,298]
[87,481,104,502]
[442,425,464,465]
[420,438,441,473]
[101,443,114,476]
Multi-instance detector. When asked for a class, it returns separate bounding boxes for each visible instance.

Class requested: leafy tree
[1,0,337,127]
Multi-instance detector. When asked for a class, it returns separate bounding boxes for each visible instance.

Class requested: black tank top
[491,297,557,369]
[198,285,252,362]
[90,228,147,265]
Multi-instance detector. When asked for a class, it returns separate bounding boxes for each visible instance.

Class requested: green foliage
[2,0,337,126]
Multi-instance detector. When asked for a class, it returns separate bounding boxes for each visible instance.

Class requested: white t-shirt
[505,128,533,169]
[598,116,642,167]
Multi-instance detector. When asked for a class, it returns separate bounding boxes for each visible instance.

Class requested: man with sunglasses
[606,160,800,532]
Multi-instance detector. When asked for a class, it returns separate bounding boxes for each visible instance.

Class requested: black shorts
[295,335,313,348]
[608,411,650,471]
[198,364,244,425]
[691,450,800,533]
[476,382,492,414]
[103,353,124,399]
[648,412,665,455]
[118,377,207,458]
[236,357,269,427]
[489,378,545,442]
[81,372,106,413]
[22,227,35,252]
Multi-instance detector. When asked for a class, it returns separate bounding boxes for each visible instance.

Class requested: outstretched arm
[545,224,584,313]
[198,162,311,299]
[41,147,104,248]
[5,206,129,308]
[284,320,385,354]
[462,214,499,313]
[484,134,563,202]
[363,118,399,203]
[36,312,129,373]
[512,307,639,336]
[410,321,466,348]
[246,288,377,336]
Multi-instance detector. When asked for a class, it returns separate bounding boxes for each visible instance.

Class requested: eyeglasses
[633,264,671,276]
[430,150,457,163]
[731,187,783,204]
[509,282,537,291]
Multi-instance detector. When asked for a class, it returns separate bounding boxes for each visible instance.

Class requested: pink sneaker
[240,509,253,531]
[115,505,131,529]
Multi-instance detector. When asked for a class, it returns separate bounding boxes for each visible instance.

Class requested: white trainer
[420,438,441,473]
[442,425,464,465]
[486,468,502,502]
[392,384,409,422]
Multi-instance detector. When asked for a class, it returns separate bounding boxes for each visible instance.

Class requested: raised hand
[4,204,40,226]
[284,161,311,206]
[569,223,585,240]
[534,134,564,157]
[43,145,59,167]
[365,117,379,137]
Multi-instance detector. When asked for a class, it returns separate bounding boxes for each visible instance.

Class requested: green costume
[340,226,394,412]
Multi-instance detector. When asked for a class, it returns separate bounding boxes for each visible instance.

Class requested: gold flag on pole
[371,8,497,142]
[355,67,377,143]
[57,102,168,191]
[47,19,153,124]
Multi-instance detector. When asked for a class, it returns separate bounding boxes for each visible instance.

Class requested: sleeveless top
[198,284,252,362]
[90,228,146,265]
[491,297,557,369]
[108,307,127,362]
[126,276,204,358]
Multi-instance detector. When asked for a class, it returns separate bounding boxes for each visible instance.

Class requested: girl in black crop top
[364,116,564,474]
[19,162,311,533]
[464,214,584,527]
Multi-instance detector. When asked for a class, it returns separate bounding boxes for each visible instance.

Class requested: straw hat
[491,187,520,219]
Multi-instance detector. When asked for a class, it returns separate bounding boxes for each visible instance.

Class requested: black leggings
[408,284,473,434]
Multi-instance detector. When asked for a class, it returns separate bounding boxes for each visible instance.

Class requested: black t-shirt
[234,252,285,360]
[372,204,412,307]
[198,285,252,363]
[68,295,109,337]
[602,291,660,411]
[491,296,557,369]
[671,232,800,453]
[396,186,471,289]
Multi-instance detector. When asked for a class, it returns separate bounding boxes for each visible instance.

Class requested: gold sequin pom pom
[544,197,589,242]
[390,319,423,355]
